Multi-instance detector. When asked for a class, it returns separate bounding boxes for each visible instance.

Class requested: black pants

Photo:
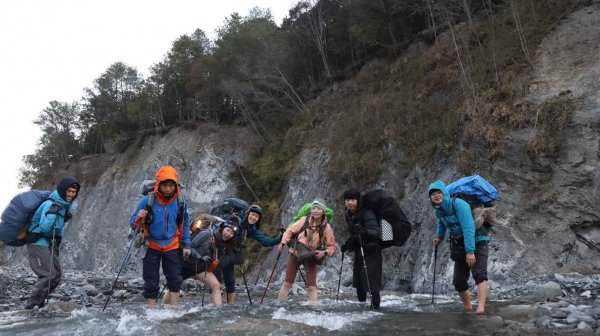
[142,248,183,299]
[451,241,489,292]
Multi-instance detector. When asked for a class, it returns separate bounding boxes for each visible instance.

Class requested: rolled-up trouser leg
[452,254,470,293]
[471,242,489,284]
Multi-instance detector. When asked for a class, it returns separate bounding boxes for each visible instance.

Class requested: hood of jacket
[49,190,72,207]
[154,166,180,204]
[56,176,80,202]
[428,180,453,214]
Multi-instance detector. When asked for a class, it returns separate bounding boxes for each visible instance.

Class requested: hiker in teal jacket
[26,176,80,309]
[429,180,489,314]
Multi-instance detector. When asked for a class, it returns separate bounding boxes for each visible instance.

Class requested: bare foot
[476,308,485,314]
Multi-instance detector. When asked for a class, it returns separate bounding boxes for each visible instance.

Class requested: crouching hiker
[26,176,80,309]
[163,215,222,306]
[211,220,238,303]
[130,166,191,308]
[277,198,337,303]
[429,180,489,314]
[221,204,283,303]
[340,189,382,309]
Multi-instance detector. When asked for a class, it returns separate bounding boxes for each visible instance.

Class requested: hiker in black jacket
[340,189,382,309]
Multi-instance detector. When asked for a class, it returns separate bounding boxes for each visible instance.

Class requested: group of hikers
[19,165,492,314]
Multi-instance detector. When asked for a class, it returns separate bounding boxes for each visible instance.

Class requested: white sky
[0,0,297,209]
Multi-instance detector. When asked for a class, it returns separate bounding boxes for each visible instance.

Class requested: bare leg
[195,272,223,306]
[164,290,180,306]
[458,290,472,312]
[277,282,293,302]
[307,286,318,302]
[227,293,235,304]
[476,281,488,314]
[161,290,171,304]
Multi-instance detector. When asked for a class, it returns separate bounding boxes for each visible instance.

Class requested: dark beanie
[342,188,361,201]
[57,176,81,201]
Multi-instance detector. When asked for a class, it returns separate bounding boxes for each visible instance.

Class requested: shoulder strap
[44,200,62,216]
[300,216,310,237]
[146,192,155,211]
[176,194,184,225]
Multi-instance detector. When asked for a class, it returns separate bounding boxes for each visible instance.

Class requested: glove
[352,224,364,236]
[64,212,72,223]
[200,255,211,263]
[278,227,286,234]
[341,238,353,253]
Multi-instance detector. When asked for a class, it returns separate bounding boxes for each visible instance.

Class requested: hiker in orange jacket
[130,166,191,308]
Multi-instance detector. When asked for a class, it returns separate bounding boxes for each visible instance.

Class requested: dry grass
[527,94,576,158]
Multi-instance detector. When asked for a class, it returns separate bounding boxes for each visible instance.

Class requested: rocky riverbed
[2,264,600,335]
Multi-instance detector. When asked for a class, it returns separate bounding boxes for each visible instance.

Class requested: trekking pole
[356,235,373,309]
[336,251,345,302]
[260,251,282,304]
[432,244,438,305]
[201,261,207,307]
[46,228,57,306]
[155,284,167,305]
[103,225,139,312]
[298,266,307,286]
[240,266,253,305]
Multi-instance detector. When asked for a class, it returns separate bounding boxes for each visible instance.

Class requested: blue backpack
[446,175,499,206]
[0,190,57,246]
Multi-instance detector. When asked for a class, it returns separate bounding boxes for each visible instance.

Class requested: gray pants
[27,244,61,306]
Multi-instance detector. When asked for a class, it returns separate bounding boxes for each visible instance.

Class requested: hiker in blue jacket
[26,176,80,309]
[214,204,282,304]
[429,180,489,314]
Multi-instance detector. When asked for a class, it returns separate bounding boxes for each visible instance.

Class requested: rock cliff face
[2,3,599,294]
[410,2,600,294]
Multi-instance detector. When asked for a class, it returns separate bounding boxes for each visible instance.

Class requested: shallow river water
[0,291,525,336]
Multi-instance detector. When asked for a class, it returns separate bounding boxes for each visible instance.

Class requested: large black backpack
[361,189,412,249]
[210,197,249,230]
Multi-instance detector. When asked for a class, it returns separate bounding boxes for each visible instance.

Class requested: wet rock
[76,284,99,297]
[529,305,552,318]
[533,281,563,302]
[535,315,553,328]
[548,307,568,319]
[577,321,593,334]
[586,307,600,318]
[499,304,534,318]
[41,301,81,313]
[487,315,504,327]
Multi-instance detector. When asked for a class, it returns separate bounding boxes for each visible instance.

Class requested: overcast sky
[0,0,297,208]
